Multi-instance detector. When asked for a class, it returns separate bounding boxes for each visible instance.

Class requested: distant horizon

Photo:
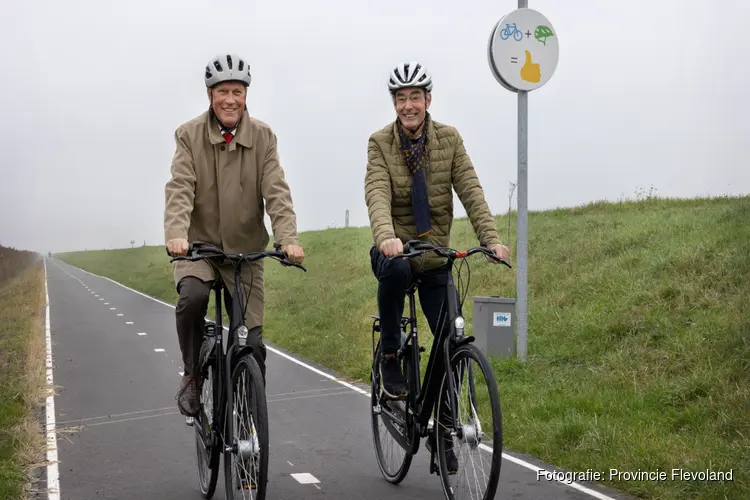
[29,192,745,256]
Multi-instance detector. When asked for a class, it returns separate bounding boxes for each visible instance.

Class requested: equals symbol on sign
[510,56,518,64]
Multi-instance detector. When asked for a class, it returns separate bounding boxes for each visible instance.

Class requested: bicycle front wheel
[224,354,269,500]
[435,343,503,500]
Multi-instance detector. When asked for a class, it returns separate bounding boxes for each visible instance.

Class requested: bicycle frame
[404,265,469,444]
[170,242,306,454]
[194,267,244,456]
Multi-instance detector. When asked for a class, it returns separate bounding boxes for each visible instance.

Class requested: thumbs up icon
[520,50,541,83]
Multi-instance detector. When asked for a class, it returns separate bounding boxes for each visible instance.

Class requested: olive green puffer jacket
[365,114,502,271]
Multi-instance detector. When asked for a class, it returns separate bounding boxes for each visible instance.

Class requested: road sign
[488,8,559,92]
[487,4,559,362]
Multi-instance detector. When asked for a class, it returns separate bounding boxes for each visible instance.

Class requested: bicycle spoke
[230,368,259,498]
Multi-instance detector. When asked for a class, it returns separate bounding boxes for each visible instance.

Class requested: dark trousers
[175,276,267,381]
[370,246,459,445]
[370,246,457,354]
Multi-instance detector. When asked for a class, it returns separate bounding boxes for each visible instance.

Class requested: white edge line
[44,259,61,500]
[65,261,617,500]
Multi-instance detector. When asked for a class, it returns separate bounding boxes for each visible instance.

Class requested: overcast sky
[1,0,748,253]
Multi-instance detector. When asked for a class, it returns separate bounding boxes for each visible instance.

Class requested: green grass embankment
[0,246,46,500]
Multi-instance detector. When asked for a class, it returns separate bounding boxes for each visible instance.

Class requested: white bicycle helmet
[388,61,433,93]
[204,53,252,88]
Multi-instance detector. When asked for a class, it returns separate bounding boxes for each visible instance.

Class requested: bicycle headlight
[237,326,248,338]
[455,316,465,332]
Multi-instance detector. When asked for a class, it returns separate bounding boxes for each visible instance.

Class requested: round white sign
[488,8,559,92]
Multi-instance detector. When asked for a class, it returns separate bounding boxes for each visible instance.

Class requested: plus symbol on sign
[525,30,532,38]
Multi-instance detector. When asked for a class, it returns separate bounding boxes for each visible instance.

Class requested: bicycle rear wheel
[370,341,413,484]
[196,341,221,497]
[224,353,269,500]
[435,343,503,500]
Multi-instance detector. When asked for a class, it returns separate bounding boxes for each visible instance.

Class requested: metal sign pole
[487,3,558,362]
[517,24,529,360]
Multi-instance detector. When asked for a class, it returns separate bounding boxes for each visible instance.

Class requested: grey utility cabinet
[471,296,517,359]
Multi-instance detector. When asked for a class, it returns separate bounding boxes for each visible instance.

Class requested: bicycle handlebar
[166,241,307,272]
[388,240,512,269]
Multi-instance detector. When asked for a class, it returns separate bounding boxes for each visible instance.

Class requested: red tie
[223,132,233,143]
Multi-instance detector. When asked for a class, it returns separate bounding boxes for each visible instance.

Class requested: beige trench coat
[164,108,300,328]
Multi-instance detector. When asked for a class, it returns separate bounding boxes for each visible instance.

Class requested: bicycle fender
[452,335,475,351]
[233,344,256,364]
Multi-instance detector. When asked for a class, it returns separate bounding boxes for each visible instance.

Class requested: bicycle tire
[223,353,269,500]
[195,357,221,498]
[436,343,503,500]
[370,341,413,484]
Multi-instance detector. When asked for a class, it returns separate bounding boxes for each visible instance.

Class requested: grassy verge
[57,195,749,500]
[0,247,46,500]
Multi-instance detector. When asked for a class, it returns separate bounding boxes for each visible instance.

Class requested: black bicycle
[168,241,306,500]
[370,240,511,500]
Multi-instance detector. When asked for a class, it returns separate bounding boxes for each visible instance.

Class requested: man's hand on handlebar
[379,237,404,258]
[166,238,189,257]
[487,243,511,264]
[280,244,305,264]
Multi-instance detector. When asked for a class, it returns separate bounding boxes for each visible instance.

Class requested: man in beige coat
[365,61,510,473]
[165,53,304,417]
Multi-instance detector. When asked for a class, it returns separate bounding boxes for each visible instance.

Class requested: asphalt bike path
[45,258,631,500]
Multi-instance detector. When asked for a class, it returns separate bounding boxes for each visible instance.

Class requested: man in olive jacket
[365,61,510,473]
[165,53,304,417]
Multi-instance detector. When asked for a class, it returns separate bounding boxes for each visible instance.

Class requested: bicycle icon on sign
[500,22,523,41]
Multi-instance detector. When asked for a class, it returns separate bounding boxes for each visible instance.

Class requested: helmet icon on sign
[534,25,554,46]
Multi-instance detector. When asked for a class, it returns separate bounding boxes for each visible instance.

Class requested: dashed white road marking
[287,461,294,467]
[126,321,134,325]
[117,313,123,317]
[58,260,620,500]
[99,298,104,301]
[109,307,116,310]
[291,473,319,485]
[154,348,165,352]
[137,332,147,336]
[179,371,184,376]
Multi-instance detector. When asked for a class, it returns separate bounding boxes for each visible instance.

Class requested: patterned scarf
[397,115,433,238]
[397,116,432,238]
